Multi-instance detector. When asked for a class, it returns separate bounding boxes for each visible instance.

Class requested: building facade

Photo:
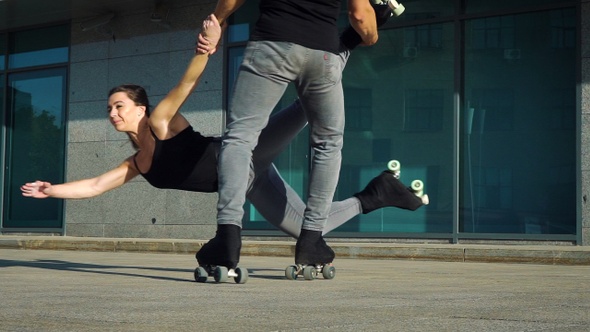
[0,0,589,245]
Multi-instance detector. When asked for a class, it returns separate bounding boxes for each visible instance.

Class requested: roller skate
[354,160,429,214]
[341,0,405,50]
[285,230,336,281]
[194,224,249,284]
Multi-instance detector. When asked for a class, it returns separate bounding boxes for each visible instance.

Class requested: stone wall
[65,0,222,239]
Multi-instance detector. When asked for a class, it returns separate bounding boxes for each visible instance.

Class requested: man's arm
[348,0,378,46]
[213,0,247,25]
[341,0,403,50]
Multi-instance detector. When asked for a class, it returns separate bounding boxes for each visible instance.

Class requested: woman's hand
[196,14,223,55]
[21,180,51,199]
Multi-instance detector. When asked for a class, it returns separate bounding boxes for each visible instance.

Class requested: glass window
[335,23,455,234]
[227,0,261,43]
[3,68,67,229]
[8,25,69,69]
[466,0,569,14]
[461,8,576,234]
[0,33,6,70]
[364,0,455,28]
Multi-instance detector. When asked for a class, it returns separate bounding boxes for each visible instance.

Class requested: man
[197,0,379,273]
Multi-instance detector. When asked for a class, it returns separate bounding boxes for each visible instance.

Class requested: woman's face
[107,92,145,132]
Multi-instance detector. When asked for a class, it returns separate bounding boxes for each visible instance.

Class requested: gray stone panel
[109,32,170,59]
[583,58,590,114]
[107,53,171,97]
[162,224,217,240]
[70,40,110,63]
[68,100,108,143]
[582,114,590,171]
[169,2,217,53]
[164,190,218,225]
[182,89,224,136]
[583,171,590,229]
[65,196,107,226]
[583,170,590,246]
[64,223,105,238]
[168,50,224,92]
[583,226,590,246]
[66,141,107,181]
[69,60,110,103]
[103,140,136,173]
[103,181,167,226]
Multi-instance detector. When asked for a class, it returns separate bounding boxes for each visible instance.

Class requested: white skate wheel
[303,266,317,280]
[213,266,229,283]
[421,194,430,205]
[322,265,336,279]
[411,180,423,192]
[389,1,405,16]
[285,265,298,280]
[234,267,249,284]
[387,160,401,172]
[194,266,208,283]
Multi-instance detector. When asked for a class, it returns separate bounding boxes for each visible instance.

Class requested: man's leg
[198,41,297,270]
[291,47,346,266]
[250,99,307,176]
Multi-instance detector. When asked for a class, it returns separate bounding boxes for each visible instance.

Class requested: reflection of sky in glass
[9,48,68,69]
[12,75,64,127]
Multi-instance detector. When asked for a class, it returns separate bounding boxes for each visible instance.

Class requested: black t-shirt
[251,0,342,54]
[136,126,220,193]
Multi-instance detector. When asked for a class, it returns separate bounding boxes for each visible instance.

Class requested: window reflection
[8,25,69,69]
[461,9,576,234]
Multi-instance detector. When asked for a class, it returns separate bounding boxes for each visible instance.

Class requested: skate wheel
[387,160,401,172]
[194,266,208,283]
[322,265,336,279]
[234,267,249,284]
[303,266,317,280]
[213,266,229,283]
[389,1,405,16]
[285,265,298,280]
[411,179,424,192]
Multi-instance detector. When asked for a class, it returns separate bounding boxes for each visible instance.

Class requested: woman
[21,11,426,271]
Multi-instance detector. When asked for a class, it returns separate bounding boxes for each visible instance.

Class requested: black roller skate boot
[285,230,336,281]
[354,171,428,214]
[194,224,248,284]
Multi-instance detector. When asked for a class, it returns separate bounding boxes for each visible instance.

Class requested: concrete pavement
[1,247,589,331]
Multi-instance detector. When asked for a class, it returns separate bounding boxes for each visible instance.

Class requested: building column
[581,0,590,245]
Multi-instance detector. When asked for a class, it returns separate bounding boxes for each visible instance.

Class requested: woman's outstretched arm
[21,158,139,199]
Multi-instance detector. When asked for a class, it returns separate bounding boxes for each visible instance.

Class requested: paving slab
[1,248,589,331]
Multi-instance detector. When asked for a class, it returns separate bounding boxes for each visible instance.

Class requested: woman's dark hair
[108,84,151,117]
[108,84,151,150]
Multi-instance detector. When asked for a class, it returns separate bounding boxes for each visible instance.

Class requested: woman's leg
[247,164,362,238]
[251,99,307,174]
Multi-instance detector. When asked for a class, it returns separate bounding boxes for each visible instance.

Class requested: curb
[1,236,589,266]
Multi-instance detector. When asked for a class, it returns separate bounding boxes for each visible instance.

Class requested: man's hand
[196,14,223,55]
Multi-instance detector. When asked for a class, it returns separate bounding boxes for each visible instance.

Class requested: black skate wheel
[194,266,208,283]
